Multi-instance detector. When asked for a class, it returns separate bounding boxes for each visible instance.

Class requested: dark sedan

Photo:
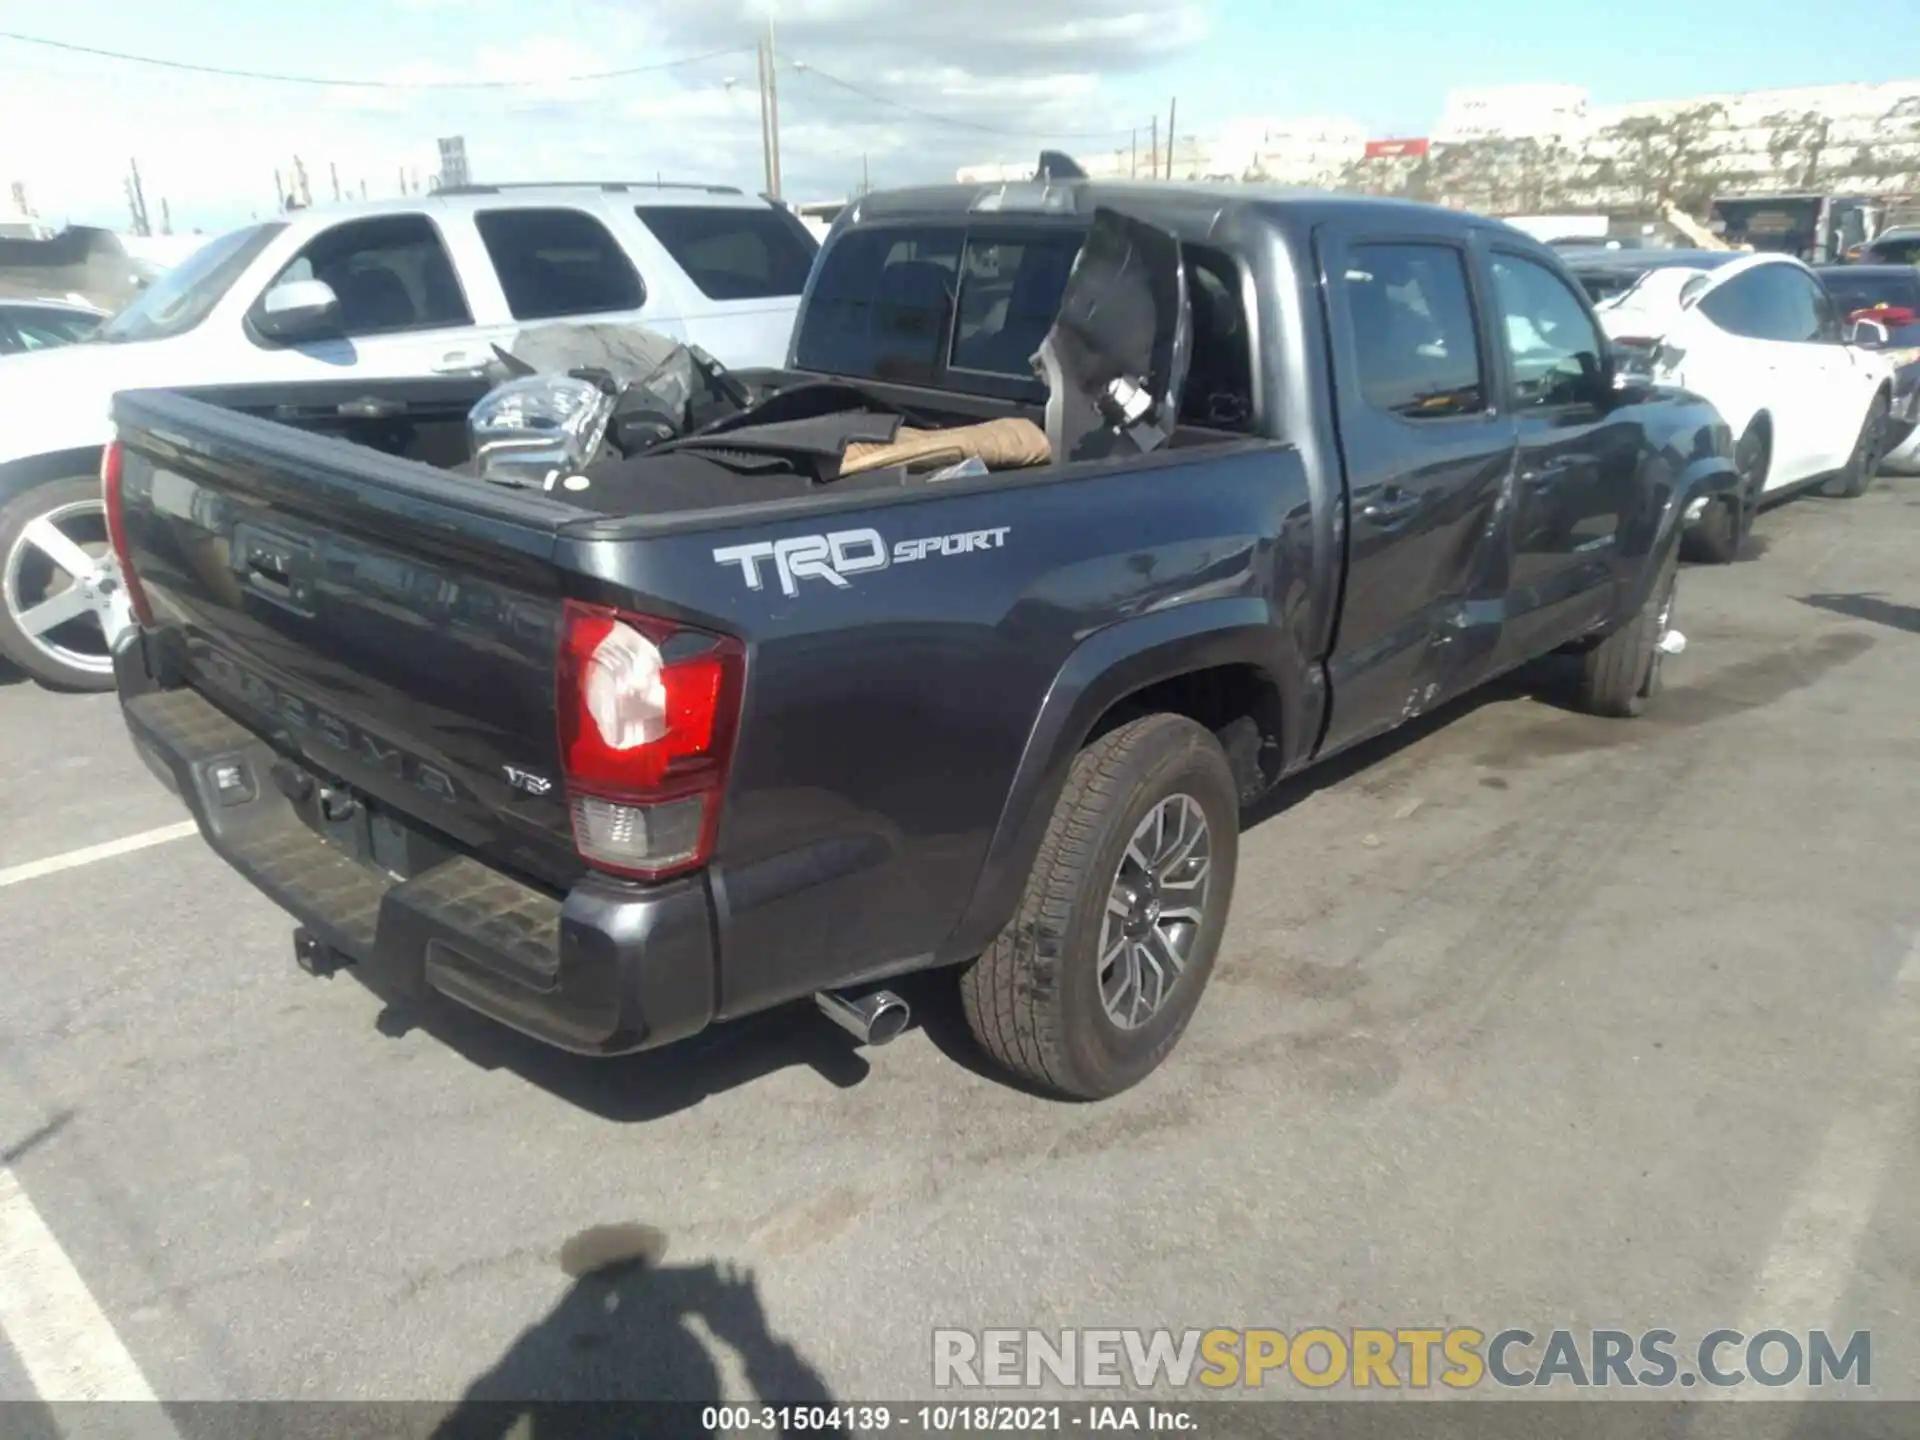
[1559,247,1743,304]
[1814,265,1920,471]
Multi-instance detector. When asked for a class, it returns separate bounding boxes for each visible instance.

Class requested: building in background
[1433,84,1590,143]
[435,137,471,192]
[956,77,1920,217]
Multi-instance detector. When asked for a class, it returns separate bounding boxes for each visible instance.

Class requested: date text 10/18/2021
[701,1407,1187,1432]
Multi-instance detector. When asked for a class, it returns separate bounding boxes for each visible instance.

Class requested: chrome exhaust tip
[815,987,911,1047]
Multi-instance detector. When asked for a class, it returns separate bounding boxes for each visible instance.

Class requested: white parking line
[0,1166,167,1408]
[1729,928,1920,1399]
[0,823,198,892]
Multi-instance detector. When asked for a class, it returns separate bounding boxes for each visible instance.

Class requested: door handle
[1361,489,1422,526]
[431,350,485,374]
[1520,459,1575,491]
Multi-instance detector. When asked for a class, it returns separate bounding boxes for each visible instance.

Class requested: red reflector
[556,600,745,880]
[100,439,154,628]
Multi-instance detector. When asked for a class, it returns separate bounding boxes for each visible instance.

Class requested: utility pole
[756,33,774,197]
[1131,128,1138,179]
[1166,99,1177,179]
[330,162,341,202]
[862,153,870,195]
[274,168,288,212]
[767,15,783,200]
[293,155,311,207]
[160,198,172,235]
[755,19,783,200]
[126,158,151,236]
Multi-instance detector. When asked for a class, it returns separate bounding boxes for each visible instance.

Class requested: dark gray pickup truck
[106,181,1740,1099]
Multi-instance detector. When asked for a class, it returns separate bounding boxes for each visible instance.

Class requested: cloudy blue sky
[0,0,1911,233]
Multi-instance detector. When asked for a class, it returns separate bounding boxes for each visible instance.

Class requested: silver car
[0,297,106,356]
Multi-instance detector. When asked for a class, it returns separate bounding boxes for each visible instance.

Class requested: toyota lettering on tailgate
[195,650,461,804]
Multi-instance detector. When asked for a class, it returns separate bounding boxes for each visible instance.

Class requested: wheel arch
[0,447,106,508]
[936,598,1307,964]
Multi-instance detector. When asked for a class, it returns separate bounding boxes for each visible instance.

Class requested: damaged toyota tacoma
[106,179,1740,1099]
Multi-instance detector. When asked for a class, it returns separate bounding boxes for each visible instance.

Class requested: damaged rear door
[1032,206,1193,461]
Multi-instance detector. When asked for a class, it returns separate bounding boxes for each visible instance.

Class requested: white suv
[1590,251,1895,562]
[0,182,818,689]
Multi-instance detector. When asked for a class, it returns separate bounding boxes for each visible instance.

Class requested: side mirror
[253,278,342,343]
[1847,317,1890,349]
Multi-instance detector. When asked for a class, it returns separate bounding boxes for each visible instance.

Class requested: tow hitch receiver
[294,927,352,978]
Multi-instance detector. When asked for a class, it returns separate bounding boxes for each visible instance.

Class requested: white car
[0,297,107,355]
[0,182,819,689]
[1589,251,1896,562]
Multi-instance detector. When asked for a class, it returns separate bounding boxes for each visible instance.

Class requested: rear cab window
[793,218,1257,430]
[474,207,644,320]
[634,205,817,301]
[1340,242,1486,419]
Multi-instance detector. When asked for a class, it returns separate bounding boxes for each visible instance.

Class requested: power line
[790,62,1142,141]
[0,29,752,89]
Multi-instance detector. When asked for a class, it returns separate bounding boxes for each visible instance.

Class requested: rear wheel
[0,476,121,692]
[1829,393,1890,499]
[1576,546,1679,719]
[959,713,1239,1100]
[1683,423,1766,565]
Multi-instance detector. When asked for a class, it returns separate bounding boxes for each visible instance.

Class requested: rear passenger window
[474,208,644,320]
[635,206,817,301]
[1344,243,1485,419]
[1698,268,1793,342]
[267,214,472,335]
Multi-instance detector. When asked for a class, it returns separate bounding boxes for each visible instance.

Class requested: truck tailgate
[112,388,591,890]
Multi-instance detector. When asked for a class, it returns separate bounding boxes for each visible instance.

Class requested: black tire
[1681,423,1766,565]
[0,475,118,693]
[1679,497,1740,565]
[1576,545,1678,719]
[1829,392,1890,499]
[959,713,1239,1100]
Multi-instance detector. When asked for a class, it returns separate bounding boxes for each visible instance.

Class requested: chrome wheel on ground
[1098,794,1213,1030]
[0,477,125,692]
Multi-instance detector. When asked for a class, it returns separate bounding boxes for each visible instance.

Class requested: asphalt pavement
[1,477,1918,1415]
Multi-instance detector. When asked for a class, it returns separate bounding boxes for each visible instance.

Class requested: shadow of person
[431,1228,847,1440]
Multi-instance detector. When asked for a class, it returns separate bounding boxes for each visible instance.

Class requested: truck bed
[109,378,1293,981]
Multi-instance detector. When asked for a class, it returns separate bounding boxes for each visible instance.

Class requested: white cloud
[1,0,1208,230]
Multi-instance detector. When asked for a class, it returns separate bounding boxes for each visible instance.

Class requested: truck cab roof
[834,179,1518,245]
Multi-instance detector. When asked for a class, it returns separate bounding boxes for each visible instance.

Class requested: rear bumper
[114,636,717,1056]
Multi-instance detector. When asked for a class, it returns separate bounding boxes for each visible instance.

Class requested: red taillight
[1851,305,1918,326]
[100,439,154,627]
[556,600,745,881]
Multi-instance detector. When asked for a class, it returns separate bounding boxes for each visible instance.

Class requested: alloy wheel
[2,498,120,681]
[1097,793,1214,1030]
